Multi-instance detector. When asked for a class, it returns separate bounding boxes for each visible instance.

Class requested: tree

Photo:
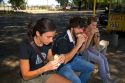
[56,0,69,6]
[78,0,82,11]
[72,0,84,10]
[0,0,3,3]
[8,0,26,10]
[0,0,4,7]
[55,0,69,10]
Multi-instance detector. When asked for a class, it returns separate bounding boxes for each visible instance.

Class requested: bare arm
[79,28,99,53]
[20,50,60,80]
[47,49,54,61]
[64,34,86,64]
[20,60,47,80]
[84,33,94,49]
[78,33,88,53]
[64,44,81,64]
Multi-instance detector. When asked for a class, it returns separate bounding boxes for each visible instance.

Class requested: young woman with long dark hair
[19,18,71,83]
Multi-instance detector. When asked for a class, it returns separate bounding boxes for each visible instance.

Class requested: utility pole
[93,0,96,16]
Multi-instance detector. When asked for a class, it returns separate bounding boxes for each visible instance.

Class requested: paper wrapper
[99,40,109,49]
[54,54,60,66]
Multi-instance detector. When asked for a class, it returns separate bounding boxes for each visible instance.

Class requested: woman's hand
[44,60,60,71]
[45,54,65,71]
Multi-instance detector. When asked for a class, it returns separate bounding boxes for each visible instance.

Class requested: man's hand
[76,33,88,48]
[90,28,99,35]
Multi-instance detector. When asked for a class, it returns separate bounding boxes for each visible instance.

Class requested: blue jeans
[57,56,94,83]
[86,49,110,80]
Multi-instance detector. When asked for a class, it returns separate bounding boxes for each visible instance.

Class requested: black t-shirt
[52,31,76,65]
[19,40,51,71]
[52,31,74,55]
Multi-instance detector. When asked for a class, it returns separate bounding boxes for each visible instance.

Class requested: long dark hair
[27,18,56,38]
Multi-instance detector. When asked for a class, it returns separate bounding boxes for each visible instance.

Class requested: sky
[3,0,59,6]
[27,0,59,6]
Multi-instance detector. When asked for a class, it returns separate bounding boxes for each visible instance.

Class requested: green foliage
[8,0,26,10]
[56,0,69,6]
[0,0,3,3]
[55,0,125,10]
[72,0,82,6]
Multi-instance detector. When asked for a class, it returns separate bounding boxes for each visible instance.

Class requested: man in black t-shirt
[52,16,94,83]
